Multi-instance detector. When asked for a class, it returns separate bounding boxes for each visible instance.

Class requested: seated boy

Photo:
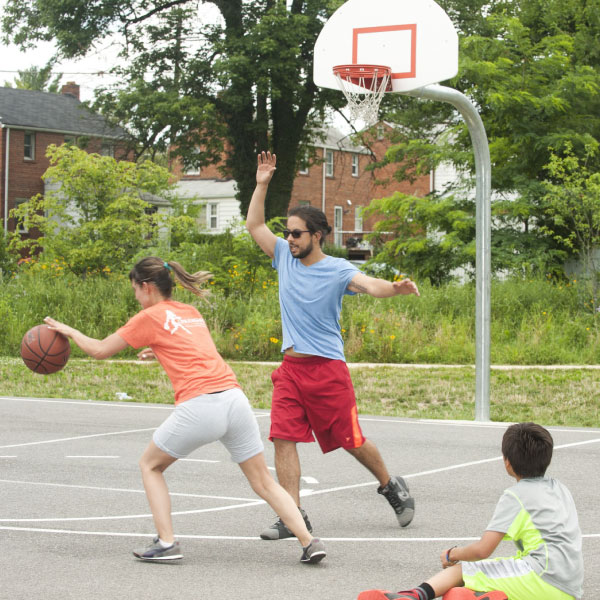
[358,422,584,600]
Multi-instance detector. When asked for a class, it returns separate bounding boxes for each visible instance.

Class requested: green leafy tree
[368,0,600,280]
[9,145,197,275]
[364,191,475,285]
[3,62,61,92]
[542,142,600,312]
[1,1,346,219]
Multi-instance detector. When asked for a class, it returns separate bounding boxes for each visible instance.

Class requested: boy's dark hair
[502,422,553,478]
[287,206,332,247]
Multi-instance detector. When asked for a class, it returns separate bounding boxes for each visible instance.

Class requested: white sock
[158,537,174,548]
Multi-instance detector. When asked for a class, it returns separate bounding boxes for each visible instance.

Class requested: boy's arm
[44,317,129,360]
[441,530,505,568]
[347,272,420,298]
[246,151,278,259]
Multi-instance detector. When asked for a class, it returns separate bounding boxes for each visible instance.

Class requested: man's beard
[292,239,313,259]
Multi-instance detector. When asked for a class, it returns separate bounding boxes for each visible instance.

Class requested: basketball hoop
[333,64,392,127]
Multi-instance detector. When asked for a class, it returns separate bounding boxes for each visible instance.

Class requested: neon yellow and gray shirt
[486,476,583,598]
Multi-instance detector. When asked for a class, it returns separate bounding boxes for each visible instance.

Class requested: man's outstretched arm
[347,272,420,298]
[246,151,278,259]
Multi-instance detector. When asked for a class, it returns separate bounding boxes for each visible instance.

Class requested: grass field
[1,358,598,428]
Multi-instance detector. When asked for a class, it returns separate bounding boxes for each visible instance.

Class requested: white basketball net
[334,65,391,127]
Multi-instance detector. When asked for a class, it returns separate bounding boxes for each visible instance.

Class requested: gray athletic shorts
[153,388,264,463]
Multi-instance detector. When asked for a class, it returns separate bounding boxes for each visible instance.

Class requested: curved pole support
[406,84,492,421]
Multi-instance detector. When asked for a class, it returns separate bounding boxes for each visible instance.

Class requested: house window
[354,207,363,233]
[208,203,218,230]
[334,205,343,247]
[298,200,310,207]
[23,132,35,160]
[64,135,77,146]
[101,143,115,157]
[325,149,334,177]
[351,154,359,177]
[14,198,29,233]
[376,125,384,140]
[298,150,309,175]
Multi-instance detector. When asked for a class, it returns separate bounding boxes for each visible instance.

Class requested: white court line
[0,396,174,410]
[0,396,594,432]
[301,476,319,484]
[0,526,598,542]
[0,478,257,501]
[0,500,264,523]
[66,455,120,459]
[180,458,220,463]
[300,436,600,497]
[360,416,600,435]
[0,455,17,458]
[0,427,156,450]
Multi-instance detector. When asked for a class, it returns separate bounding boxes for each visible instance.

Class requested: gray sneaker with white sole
[133,536,183,561]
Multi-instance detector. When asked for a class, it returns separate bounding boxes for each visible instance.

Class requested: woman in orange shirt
[44,256,325,564]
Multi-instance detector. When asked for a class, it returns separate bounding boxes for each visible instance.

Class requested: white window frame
[23,132,35,160]
[208,202,218,230]
[325,149,334,177]
[334,205,343,247]
[351,154,359,177]
[354,206,363,233]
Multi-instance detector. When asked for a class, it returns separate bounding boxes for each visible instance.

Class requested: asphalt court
[1,395,598,600]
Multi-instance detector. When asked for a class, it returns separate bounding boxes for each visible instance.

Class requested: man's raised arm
[246,151,278,259]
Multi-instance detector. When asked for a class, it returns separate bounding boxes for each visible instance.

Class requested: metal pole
[3,126,10,233]
[407,84,492,421]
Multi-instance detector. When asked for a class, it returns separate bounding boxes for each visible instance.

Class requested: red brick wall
[289,137,430,237]
[0,129,133,230]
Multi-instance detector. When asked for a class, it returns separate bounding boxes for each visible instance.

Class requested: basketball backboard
[314,0,458,94]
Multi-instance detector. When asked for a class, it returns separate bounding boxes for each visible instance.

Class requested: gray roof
[315,125,368,153]
[0,87,127,139]
[176,178,238,200]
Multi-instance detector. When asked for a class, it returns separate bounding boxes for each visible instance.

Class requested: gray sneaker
[260,507,313,540]
[377,476,415,527]
[300,537,326,564]
[133,536,183,561]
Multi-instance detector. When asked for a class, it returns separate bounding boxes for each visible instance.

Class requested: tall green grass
[1,269,598,364]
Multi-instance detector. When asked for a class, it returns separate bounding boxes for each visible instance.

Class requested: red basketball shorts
[269,355,365,453]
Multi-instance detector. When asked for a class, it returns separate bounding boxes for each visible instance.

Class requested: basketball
[20,324,71,374]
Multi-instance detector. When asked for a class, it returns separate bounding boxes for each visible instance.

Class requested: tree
[542,142,600,311]
[1,0,346,219]
[9,144,197,275]
[367,0,600,279]
[3,63,61,92]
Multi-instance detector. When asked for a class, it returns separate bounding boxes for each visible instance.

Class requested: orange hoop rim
[332,64,392,92]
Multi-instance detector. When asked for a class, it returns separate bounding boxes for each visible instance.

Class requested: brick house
[290,125,431,258]
[171,124,432,256]
[0,82,129,233]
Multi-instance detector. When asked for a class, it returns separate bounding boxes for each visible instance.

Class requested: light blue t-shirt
[272,237,359,361]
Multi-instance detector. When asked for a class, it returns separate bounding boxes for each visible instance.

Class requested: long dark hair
[129,256,212,299]
[287,206,332,247]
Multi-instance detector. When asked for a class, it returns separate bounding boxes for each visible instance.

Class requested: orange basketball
[21,324,71,374]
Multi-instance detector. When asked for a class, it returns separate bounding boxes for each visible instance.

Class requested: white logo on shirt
[163,309,193,335]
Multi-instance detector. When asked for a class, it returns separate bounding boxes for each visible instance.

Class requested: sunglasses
[283,229,311,239]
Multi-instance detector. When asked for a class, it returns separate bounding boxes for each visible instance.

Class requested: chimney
[60,82,80,100]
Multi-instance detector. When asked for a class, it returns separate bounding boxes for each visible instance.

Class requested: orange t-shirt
[117,300,239,404]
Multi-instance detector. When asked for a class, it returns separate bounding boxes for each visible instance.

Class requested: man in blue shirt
[246,151,420,540]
